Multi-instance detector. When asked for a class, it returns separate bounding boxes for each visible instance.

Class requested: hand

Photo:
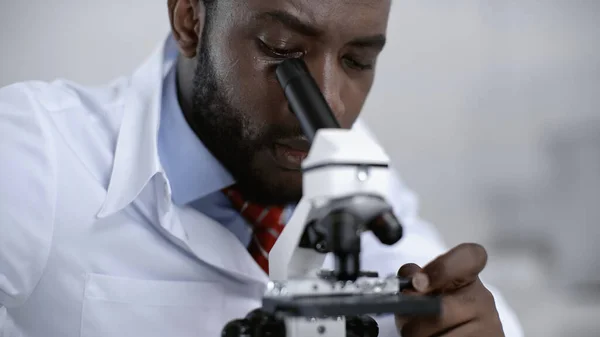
[395,243,504,337]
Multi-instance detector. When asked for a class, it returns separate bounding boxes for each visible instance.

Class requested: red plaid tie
[223,187,286,274]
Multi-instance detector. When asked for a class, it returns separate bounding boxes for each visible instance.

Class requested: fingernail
[411,273,430,293]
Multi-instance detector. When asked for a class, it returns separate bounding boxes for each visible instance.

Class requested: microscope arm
[269,198,326,281]
[269,126,401,283]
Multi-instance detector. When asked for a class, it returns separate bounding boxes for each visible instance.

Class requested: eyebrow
[255,10,387,51]
[348,34,387,51]
[256,10,323,37]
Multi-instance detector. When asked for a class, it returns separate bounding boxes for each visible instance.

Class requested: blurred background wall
[1,1,599,336]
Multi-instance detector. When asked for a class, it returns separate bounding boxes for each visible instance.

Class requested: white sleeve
[0,83,57,308]
[338,119,524,336]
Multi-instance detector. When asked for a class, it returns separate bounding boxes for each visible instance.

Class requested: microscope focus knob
[245,308,271,326]
[346,315,379,337]
[222,319,252,337]
[359,315,379,337]
[245,309,286,337]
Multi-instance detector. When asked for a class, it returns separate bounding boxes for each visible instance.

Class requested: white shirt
[0,35,523,337]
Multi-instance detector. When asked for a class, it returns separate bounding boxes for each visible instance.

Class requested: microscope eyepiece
[276,58,341,142]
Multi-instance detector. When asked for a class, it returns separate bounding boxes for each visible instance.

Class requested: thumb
[397,263,423,278]
[397,263,430,293]
[395,263,430,330]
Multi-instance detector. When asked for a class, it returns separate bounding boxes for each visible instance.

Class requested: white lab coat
[0,35,523,337]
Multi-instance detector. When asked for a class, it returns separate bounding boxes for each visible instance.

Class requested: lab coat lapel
[175,206,269,285]
[103,34,269,286]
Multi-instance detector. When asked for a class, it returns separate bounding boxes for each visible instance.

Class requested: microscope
[222,59,441,337]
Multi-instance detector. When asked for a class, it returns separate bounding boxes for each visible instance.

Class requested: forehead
[241,0,391,35]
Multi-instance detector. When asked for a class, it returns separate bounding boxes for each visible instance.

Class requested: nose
[307,57,350,128]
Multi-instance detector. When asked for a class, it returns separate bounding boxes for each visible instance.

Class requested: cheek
[222,42,285,123]
[242,67,291,129]
[340,76,375,126]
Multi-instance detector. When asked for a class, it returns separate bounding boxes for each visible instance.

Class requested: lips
[277,137,310,152]
[271,137,311,170]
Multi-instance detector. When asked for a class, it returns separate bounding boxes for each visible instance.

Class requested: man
[0,0,523,336]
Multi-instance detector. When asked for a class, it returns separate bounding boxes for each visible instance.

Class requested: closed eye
[257,39,304,59]
[343,56,374,71]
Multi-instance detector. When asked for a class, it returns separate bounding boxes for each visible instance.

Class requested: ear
[168,0,206,58]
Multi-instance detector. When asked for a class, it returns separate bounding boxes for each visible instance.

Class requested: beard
[185,30,304,205]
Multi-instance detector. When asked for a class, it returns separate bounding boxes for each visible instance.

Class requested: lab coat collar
[94,35,270,285]
[98,35,178,218]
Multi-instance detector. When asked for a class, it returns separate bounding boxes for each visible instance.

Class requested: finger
[397,263,430,293]
[395,264,423,328]
[434,321,479,337]
[423,243,488,293]
[440,301,504,337]
[395,263,433,329]
[440,320,504,337]
[401,283,481,337]
[397,263,423,278]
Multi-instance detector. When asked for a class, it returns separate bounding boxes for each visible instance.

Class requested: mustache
[261,123,306,143]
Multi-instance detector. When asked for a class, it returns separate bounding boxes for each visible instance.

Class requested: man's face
[186,0,391,205]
